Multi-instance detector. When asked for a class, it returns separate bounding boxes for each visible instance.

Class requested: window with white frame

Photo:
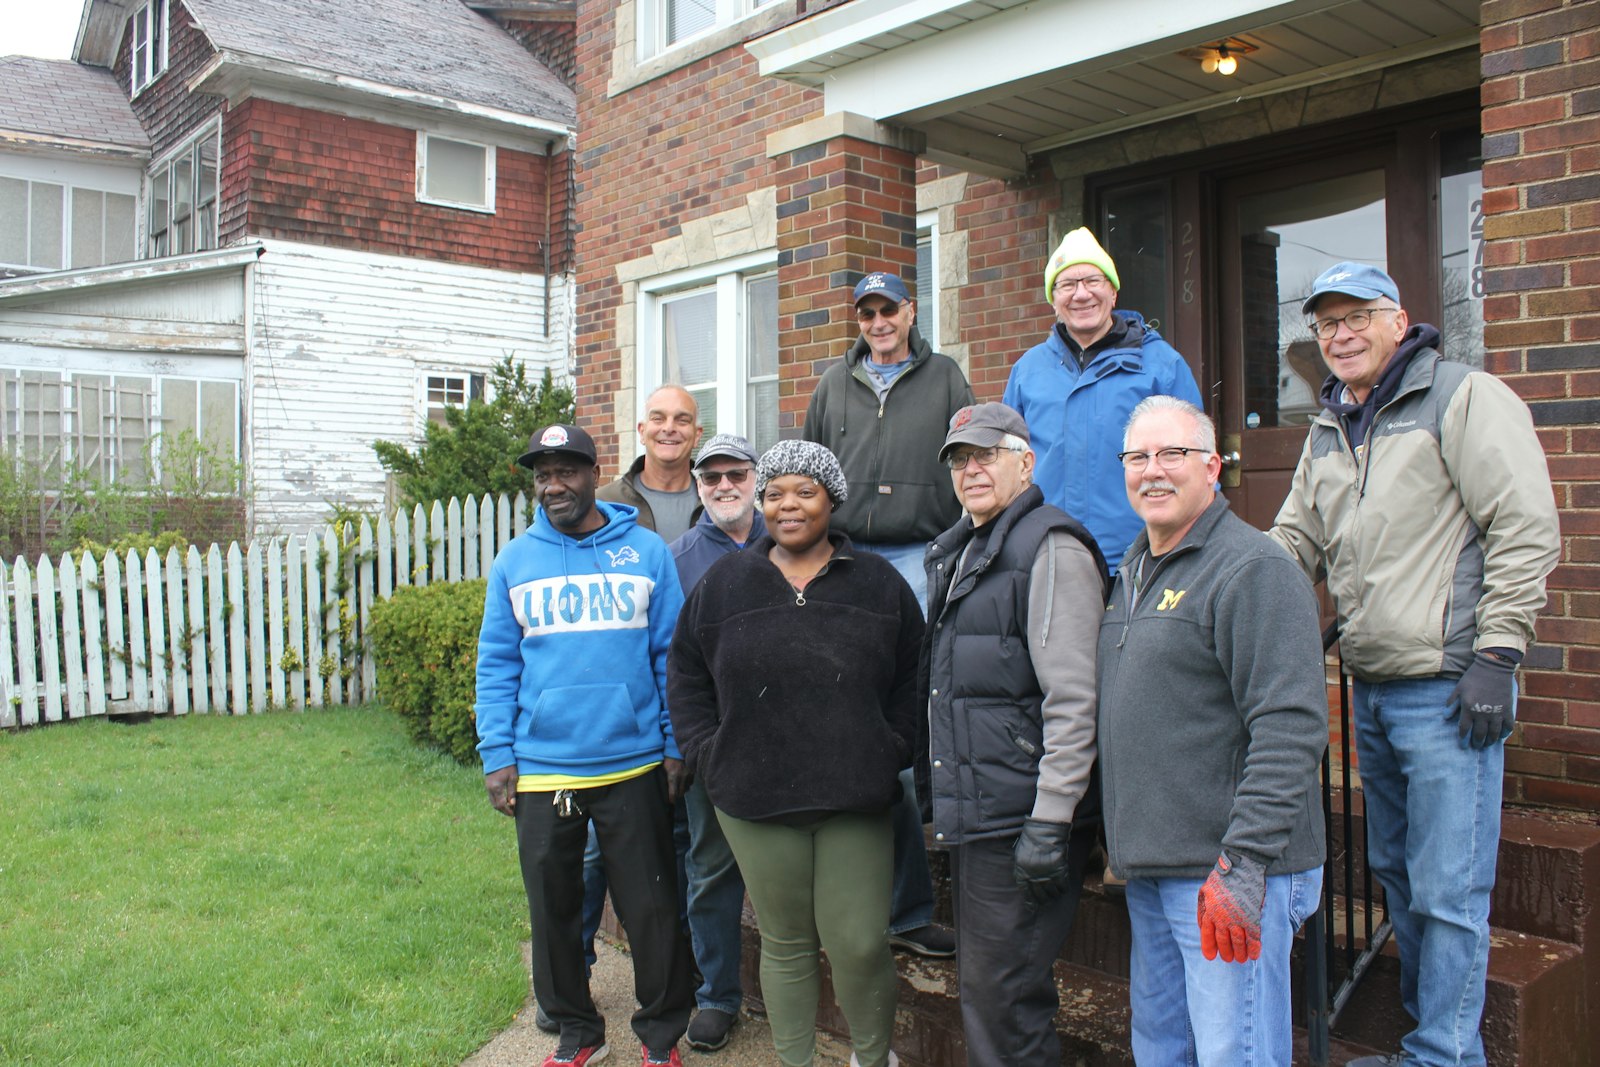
[423,371,486,427]
[641,257,779,456]
[916,213,940,352]
[416,132,496,213]
[0,368,239,487]
[129,0,170,96]
[0,178,137,272]
[639,0,779,59]
[147,124,220,258]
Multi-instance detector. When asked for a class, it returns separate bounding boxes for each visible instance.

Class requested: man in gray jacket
[1270,263,1560,1067]
[921,402,1107,1065]
[1099,396,1326,1067]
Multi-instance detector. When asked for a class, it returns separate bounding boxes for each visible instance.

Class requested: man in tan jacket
[1269,262,1560,1067]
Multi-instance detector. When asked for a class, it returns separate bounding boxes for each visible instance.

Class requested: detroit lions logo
[605,546,641,568]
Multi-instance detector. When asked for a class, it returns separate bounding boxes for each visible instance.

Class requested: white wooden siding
[246,239,571,534]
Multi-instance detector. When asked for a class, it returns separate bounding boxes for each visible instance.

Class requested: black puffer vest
[918,485,1108,844]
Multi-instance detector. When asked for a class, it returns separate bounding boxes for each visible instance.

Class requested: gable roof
[0,56,150,155]
[186,0,574,127]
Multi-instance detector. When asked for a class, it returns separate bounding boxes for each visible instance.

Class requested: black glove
[1012,818,1074,906]
[1448,653,1516,749]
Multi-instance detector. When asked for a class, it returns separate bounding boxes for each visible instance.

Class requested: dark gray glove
[1012,818,1074,906]
[1448,653,1516,748]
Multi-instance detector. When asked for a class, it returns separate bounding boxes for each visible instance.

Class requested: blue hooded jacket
[1003,311,1202,571]
[670,510,766,594]
[474,500,684,778]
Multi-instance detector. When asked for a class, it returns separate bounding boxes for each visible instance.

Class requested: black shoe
[887,923,956,958]
[534,1003,559,1034]
[685,1007,737,1052]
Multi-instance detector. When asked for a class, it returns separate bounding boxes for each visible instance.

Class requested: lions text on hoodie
[474,500,685,791]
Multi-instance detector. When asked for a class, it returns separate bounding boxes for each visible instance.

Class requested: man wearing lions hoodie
[476,421,695,1067]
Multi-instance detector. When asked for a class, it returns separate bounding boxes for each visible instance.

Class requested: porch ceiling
[748,0,1482,177]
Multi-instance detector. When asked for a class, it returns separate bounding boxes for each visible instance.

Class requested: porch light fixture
[1187,38,1258,76]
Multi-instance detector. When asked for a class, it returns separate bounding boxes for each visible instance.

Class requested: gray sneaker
[685,1007,737,1052]
[1345,1056,1404,1066]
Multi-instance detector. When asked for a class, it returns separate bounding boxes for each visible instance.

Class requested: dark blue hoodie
[475,500,684,778]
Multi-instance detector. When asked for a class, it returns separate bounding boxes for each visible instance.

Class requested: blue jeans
[849,540,937,936]
[684,777,746,1013]
[1126,866,1323,1067]
[1354,676,1506,1067]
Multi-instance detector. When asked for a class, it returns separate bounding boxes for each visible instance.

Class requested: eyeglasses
[1116,447,1210,472]
[1053,274,1110,295]
[1310,306,1398,340]
[856,302,906,323]
[945,445,1022,470]
[695,467,752,487]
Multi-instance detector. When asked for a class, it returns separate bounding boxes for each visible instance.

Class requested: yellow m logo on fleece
[1156,588,1188,611]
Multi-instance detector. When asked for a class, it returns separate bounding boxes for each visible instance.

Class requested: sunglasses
[695,467,753,487]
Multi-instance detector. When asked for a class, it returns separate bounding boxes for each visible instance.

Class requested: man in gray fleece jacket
[1097,396,1326,1067]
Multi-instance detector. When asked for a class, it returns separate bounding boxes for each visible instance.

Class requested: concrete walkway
[462,937,852,1067]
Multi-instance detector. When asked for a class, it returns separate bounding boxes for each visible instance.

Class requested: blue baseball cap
[1301,262,1401,314]
[853,271,911,306]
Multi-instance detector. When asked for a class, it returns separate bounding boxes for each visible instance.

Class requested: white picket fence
[0,493,533,727]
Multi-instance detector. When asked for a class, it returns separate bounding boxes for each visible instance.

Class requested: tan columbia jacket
[1270,347,1560,682]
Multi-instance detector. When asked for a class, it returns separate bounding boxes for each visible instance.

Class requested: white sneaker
[848,1053,899,1067]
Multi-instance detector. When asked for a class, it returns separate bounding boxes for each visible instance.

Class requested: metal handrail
[1304,623,1392,1066]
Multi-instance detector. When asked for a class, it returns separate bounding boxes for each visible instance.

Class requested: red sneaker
[641,1045,683,1066]
[542,1045,609,1067]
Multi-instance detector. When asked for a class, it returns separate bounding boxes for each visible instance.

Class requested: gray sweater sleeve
[1026,529,1101,824]
[1214,555,1328,866]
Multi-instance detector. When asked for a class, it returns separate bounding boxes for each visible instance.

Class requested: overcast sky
[2,0,84,59]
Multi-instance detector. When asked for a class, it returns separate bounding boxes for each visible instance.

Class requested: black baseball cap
[517,423,598,469]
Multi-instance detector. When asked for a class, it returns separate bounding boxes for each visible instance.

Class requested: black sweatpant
[949,827,1096,1066]
[515,767,694,1052]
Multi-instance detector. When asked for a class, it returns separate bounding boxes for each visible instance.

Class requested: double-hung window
[130,0,169,96]
[640,254,778,456]
[639,0,779,59]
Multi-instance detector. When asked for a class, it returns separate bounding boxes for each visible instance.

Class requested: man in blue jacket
[1004,228,1203,573]
[476,422,695,1067]
[665,432,766,1053]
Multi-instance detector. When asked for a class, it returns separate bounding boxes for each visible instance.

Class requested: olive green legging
[715,807,897,1067]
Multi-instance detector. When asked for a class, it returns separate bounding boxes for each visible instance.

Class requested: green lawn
[0,706,527,1066]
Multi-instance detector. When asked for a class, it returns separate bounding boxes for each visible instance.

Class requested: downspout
[543,140,552,340]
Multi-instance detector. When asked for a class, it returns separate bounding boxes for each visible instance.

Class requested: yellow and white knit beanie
[1044,227,1120,302]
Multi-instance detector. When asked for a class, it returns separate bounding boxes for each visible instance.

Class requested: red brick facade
[217,97,557,273]
[570,5,816,471]
[1479,0,1600,811]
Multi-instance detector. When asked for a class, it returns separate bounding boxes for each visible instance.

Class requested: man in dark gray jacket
[1098,396,1326,1067]
[801,269,972,960]
[921,402,1107,1065]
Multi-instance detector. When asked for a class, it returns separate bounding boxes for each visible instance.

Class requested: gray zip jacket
[1098,495,1327,878]
[1269,347,1560,682]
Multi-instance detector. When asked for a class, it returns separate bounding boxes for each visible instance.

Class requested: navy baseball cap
[694,433,758,468]
[517,423,598,469]
[853,271,912,306]
[1301,262,1401,314]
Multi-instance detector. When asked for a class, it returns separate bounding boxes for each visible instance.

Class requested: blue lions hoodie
[474,500,685,778]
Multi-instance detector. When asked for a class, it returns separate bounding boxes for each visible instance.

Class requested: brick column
[1479,0,1600,810]
[767,114,923,434]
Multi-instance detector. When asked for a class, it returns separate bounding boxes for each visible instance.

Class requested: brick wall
[218,97,553,272]
[1479,0,1600,811]
[571,3,817,473]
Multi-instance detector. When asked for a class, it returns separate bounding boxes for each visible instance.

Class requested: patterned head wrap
[756,439,849,506]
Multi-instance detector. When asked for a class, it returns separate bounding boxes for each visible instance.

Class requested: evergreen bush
[368,579,486,765]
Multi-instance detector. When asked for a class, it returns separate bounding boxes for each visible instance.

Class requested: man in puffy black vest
[919,402,1108,1066]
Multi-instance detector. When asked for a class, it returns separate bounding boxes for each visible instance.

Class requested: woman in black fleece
[667,439,923,1067]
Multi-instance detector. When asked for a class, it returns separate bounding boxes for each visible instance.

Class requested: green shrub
[372,357,574,508]
[74,530,190,562]
[368,579,486,764]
